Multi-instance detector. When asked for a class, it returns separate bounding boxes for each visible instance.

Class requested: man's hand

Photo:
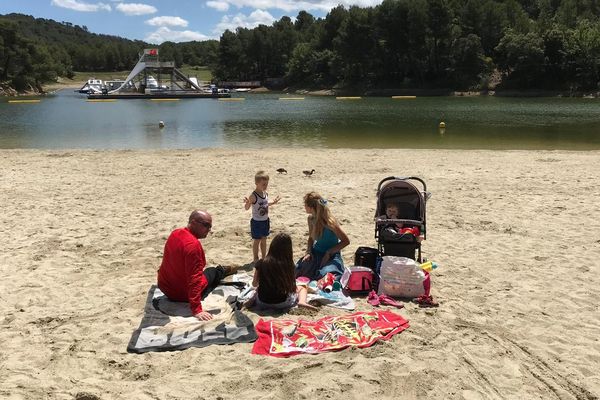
[194,311,213,321]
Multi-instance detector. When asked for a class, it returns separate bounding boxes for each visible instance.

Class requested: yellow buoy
[336,96,362,100]
[439,121,446,128]
[391,95,416,99]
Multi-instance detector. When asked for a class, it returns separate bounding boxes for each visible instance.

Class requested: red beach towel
[252,310,409,357]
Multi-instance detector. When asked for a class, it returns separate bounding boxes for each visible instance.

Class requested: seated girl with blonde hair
[295,191,350,281]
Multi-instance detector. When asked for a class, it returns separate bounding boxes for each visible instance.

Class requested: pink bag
[343,266,374,294]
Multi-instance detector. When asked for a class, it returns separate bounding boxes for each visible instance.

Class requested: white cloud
[51,0,111,12]
[145,16,189,27]
[215,9,275,33]
[206,1,230,12]
[145,27,210,44]
[116,2,157,16]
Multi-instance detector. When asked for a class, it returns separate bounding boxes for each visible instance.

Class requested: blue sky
[0,0,381,43]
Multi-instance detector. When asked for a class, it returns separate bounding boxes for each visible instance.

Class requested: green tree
[215,30,244,80]
[450,33,486,88]
[495,30,545,88]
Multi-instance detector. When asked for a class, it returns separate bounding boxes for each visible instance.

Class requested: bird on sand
[302,169,315,177]
[276,168,287,174]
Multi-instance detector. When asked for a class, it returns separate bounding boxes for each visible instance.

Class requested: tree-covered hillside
[0,13,218,92]
[3,0,600,94]
[215,0,600,92]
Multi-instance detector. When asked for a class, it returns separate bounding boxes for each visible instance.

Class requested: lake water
[1,89,600,149]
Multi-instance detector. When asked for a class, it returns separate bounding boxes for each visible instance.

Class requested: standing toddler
[244,170,280,261]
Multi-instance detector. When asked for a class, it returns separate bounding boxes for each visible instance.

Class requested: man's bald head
[189,210,211,224]
[188,210,212,239]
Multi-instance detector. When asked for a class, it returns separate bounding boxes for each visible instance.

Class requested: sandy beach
[1,148,599,399]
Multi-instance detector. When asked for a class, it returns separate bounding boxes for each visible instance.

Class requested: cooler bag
[378,256,428,298]
[341,266,375,295]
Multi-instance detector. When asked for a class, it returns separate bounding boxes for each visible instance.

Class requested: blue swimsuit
[295,227,345,280]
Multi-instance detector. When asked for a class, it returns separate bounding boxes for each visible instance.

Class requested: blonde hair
[255,170,269,183]
[304,191,337,239]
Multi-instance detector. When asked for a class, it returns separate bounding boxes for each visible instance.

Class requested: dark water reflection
[1,90,599,149]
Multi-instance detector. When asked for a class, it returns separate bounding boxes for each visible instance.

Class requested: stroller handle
[377,176,427,193]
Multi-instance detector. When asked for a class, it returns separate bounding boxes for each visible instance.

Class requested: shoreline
[1,148,599,399]
[4,78,600,98]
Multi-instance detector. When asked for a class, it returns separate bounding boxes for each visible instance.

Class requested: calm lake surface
[1,89,599,149]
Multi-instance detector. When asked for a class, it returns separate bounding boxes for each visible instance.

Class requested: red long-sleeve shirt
[157,227,208,315]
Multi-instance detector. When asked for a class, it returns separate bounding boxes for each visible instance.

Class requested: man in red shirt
[157,210,234,321]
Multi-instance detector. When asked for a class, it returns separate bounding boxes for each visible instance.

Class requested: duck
[276,168,287,174]
[302,169,315,177]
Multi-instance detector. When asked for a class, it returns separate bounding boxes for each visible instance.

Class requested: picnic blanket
[127,283,257,353]
[239,287,356,311]
[307,289,355,310]
[252,310,409,357]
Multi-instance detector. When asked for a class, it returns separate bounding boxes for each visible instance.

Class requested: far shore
[3,78,600,98]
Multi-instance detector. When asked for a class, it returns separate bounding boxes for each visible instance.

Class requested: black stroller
[374,176,430,262]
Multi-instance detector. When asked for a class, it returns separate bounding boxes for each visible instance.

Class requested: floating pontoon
[87,49,230,100]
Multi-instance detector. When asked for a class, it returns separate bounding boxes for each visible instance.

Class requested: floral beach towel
[252,310,409,357]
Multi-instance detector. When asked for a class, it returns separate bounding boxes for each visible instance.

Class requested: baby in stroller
[382,203,422,243]
[375,176,429,261]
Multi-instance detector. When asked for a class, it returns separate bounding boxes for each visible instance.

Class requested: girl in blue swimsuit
[295,191,350,281]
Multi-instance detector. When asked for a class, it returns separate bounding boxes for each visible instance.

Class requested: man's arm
[183,242,209,318]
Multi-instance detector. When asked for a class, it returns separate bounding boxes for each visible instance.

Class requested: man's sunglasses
[194,220,212,229]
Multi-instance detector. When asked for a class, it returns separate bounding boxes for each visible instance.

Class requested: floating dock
[88,92,229,100]
[86,48,231,100]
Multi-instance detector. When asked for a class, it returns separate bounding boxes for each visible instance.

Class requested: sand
[1,148,599,400]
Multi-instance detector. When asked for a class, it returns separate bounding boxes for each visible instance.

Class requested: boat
[77,78,104,94]
[105,80,135,92]
[202,85,231,94]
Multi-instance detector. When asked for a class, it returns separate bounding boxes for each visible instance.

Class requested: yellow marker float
[392,95,416,99]
[8,99,41,103]
[149,98,180,102]
[336,96,362,100]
